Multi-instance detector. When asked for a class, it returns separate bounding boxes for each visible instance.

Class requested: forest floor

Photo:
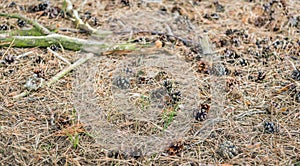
[0,0,300,165]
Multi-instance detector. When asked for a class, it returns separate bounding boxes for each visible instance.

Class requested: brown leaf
[55,123,85,136]
[166,140,184,155]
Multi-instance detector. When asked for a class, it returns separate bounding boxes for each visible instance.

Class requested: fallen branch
[0,33,138,52]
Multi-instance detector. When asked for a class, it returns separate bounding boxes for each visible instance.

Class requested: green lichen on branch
[0,34,83,50]
[4,28,44,36]
[0,34,138,52]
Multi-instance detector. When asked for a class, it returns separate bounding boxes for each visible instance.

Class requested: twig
[1,38,15,59]
[16,51,34,59]
[0,13,50,35]
[13,53,94,99]
[193,118,225,137]
[138,118,172,134]
[286,56,298,70]
[72,9,96,33]
[115,30,198,47]
[233,110,267,120]
[199,35,214,56]
[46,53,94,86]
[77,0,88,11]
[12,91,30,99]
[47,47,71,65]
[64,0,112,37]
[165,24,174,36]
[59,27,87,33]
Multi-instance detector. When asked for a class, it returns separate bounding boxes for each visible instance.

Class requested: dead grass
[1,0,300,165]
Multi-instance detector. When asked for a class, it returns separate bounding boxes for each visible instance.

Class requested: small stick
[13,53,94,99]
[12,91,30,99]
[16,51,34,59]
[165,24,174,36]
[46,53,94,86]
[1,38,15,59]
[78,0,88,11]
[233,110,267,120]
[286,56,298,71]
[59,28,87,33]
[193,118,225,137]
[115,30,197,47]
[47,47,71,65]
